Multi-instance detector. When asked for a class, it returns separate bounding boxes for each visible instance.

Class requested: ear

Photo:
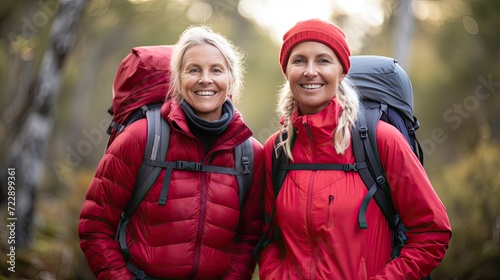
[339,73,346,83]
[283,72,289,81]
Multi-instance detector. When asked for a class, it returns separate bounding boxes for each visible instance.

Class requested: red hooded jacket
[79,100,264,279]
[259,98,451,279]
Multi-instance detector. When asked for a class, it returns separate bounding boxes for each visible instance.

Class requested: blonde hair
[169,25,245,103]
[276,77,360,160]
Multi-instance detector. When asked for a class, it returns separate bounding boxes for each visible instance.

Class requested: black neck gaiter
[180,99,234,153]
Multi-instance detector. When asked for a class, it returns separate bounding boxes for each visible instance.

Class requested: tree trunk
[2,0,87,248]
[393,0,415,69]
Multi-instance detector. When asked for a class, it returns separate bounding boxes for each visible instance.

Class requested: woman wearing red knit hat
[257,18,451,279]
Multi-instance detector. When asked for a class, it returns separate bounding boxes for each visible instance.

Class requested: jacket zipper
[182,129,244,278]
[328,194,335,228]
[304,121,318,279]
[189,143,208,279]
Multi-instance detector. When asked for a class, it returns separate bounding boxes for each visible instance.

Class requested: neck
[181,100,234,133]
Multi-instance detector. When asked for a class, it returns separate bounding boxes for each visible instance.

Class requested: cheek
[217,75,231,92]
[285,70,301,82]
[180,76,195,89]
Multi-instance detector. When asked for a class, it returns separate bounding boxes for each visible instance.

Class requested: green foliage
[0,169,95,279]
[414,0,500,164]
[430,126,500,279]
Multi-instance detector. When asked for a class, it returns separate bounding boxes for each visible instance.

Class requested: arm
[258,133,286,280]
[224,138,265,280]
[78,127,145,280]
[372,123,452,279]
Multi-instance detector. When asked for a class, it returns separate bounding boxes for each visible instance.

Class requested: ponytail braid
[334,77,360,154]
[276,82,296,160]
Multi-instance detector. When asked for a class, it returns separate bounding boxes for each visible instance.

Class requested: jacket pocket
[358,257,367,280]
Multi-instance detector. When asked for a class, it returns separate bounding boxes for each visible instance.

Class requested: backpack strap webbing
[127,263,163,280]
[272,131,292,198]
[353,108,397,229]
[145,158,251,206]
[254,132,290,258]
[353,108,406,259]
[145,138,254,207]
[234,138,254,207]
[127,108,170,215]
[107,103,164,136]
[279,162,367,172]
[115,108,170,259]
[408,117,424,165]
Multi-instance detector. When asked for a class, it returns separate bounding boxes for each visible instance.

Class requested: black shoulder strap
[354,107,416,260]
[352,107,397,230]
[272,131,289,198]
[408,116,424,165]
[116,108,170,258]
[234,138,254,207]
[141,137,254,207]
[124,108,170,216]
[254,132,288,259]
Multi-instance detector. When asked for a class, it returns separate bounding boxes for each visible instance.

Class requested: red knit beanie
[279,18,351,74]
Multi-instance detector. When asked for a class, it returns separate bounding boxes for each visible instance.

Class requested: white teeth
[302,84,322,90]
[196,91,216,96]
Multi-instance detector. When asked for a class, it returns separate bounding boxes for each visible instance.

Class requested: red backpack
[106,45,173,147]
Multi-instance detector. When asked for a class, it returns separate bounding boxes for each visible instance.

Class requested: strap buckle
[376,175,386,187]
[136,270,146,280]
[241,156,250,174]
[175,161,202,171]
[359,126,368,139]
[343,163,359,172]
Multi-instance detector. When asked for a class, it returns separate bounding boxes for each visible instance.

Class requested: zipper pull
[328,195,334,204]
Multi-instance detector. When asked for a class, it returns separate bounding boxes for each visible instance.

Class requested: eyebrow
[290,52,336,60]
[184,62,227,69]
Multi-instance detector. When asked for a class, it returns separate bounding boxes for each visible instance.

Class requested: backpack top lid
[109,45,174,144]
[348,55,414,124]
[112,45,174,126]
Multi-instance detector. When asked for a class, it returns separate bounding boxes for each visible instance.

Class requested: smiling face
[285,41,346,115]
[180,43,230,121]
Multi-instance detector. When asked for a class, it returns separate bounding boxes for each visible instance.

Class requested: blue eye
[292,58,305,64]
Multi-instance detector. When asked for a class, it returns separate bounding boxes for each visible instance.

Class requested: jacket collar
[292,97,342,139]
[290,97,354,162]
[161,99,253,150]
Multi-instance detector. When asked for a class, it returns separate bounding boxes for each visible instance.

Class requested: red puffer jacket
[79,100,264,279]
[259,98,451,280]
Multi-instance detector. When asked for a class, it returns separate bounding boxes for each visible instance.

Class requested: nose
[198,71,213,84]
[304,62,317,77]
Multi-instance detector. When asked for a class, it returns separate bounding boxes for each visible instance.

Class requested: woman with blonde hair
[258,18,451,279]
[79,25,264,279]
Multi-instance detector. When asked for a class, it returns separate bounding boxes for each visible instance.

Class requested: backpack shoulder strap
[408,116,424,165]
[272,131,290,198]
[254,132,288,258]
[124,108,170,216]
[116,107,170,258]
[352,107,397,230]
[234,137,254,207]
[354,107,412,260]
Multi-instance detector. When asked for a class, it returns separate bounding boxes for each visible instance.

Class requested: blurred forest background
[0,0,499,279]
